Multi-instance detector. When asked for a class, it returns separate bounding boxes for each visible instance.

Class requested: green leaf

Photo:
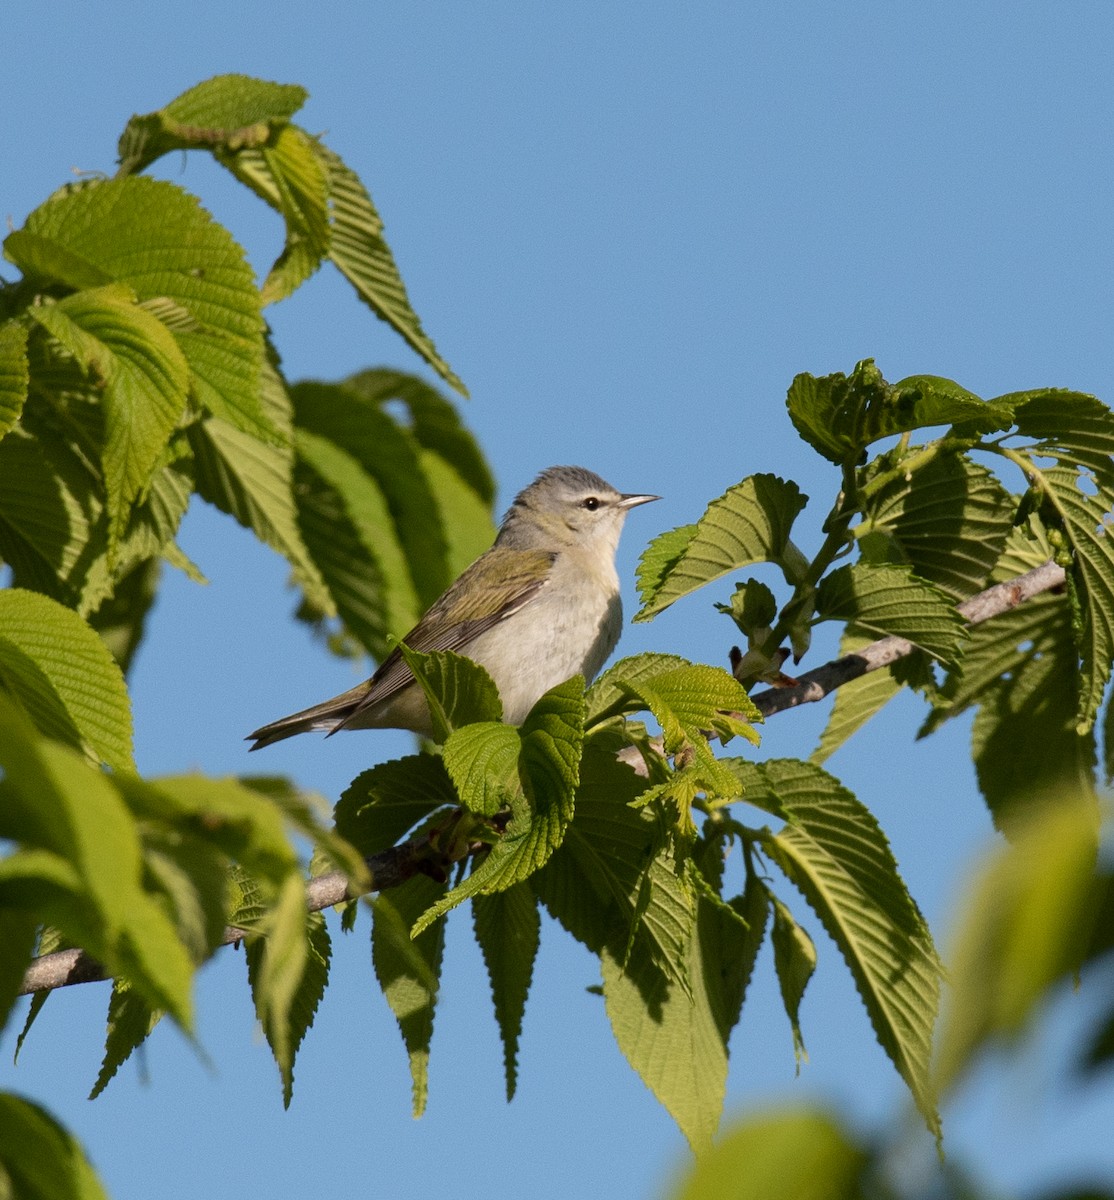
[584,652,692,726]
[787,360,1008,464]
[858,453,1015,598]
[919,519,1093,829]
[816,562,966,663]
[1032,464,1114,733]
[222,125,331,306]
[532,740,695,991]
[635,475,807,621]
[30,287,191,559]
[0,320,28,440]
[617,662,760,834]
[768,891,817,1068]
[291,379,456,608]
[0,426,108,615]
[89,980,162,1100]
[0,1093,109,1200]
[738,758,941,1138]
[341,368,494,505]
[247,903,331,1107]
[603,887,746,1152]
[473,883,540,1100]
[316,142,466,397]
[190,360,332,615]
[116,73,309,174]
[1011,387,1114,477]
[410,678,584,935]
[372,872,448,1117]
[0,697,194,1028]
[396,644,504,742]
[87,557,161,676]
[671,1107,868,1200]
[0,910,38,1035]
[442,722,522,816]
[936,799,1103,1093]
[619,663,761,751]
[121,773,300,888]
[293,427,420,659]
[7,175,269,442]
[811,631,903,765]
[335,754,458,858]
[0,588,134,770]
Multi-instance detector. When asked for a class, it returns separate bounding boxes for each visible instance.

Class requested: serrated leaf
[584,652,692,726]
[768,891,817,1069]
[87,558,161,676]
[0,697,194,1028]
[190,360,332,615]
[532,741,694,991]
[0,320,28,439]
[603,887,743,1151]
[7,175,269,442]
[0,426,108,615]
[1034,465,1114,732]
[442,722,522,816]
[316,142,466,397]
[397,645,503,742]
[335,753,458,858]
[636,475,807,621]
[1010,388,1114,476]
[787,361,1008,464]
[936,799,1102,1093]
[410,678,584,935]
[0,1093,109,1200]
[619,663,761,751]
[816,562,966,663]
[120,773,300,888]
[341,368,494,505]
[859,453,1015,599]
[89,980,162,1100]
[811,630,904,765]
[737,758,940,1137]
[294,426,420,657]
[372,872,447,1117]
[0,588,133,770]
[292,379,455,607]
[223,126,330,306]
[473,883,540,1100]
[241,873,316,1105]
[918,519,1092,828]
[30,288,190,559]
[117,74,309,174]
[247,903,331,1107]
[672,1108,868,1200]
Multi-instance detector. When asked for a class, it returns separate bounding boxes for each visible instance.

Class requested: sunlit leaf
[636,475,806,620]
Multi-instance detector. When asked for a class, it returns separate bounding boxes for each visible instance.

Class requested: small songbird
[247,466,659,749]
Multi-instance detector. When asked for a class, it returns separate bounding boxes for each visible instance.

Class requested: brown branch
[749,559,1066,718]
[17,559,1067,998]
[17,836,440,996]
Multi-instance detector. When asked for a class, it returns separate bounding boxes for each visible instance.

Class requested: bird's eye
[582,496,601,511]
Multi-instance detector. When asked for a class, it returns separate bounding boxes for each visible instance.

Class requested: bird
[246,465,659,749]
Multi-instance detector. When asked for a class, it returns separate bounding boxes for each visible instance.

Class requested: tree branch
[17,559,1066,998]
[750,559,1066,718]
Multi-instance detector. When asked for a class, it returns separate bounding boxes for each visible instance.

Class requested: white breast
[465,570,623,725]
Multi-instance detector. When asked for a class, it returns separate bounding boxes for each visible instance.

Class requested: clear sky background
[4,3,1114,1198]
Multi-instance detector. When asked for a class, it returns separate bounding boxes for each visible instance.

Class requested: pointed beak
[619,492,660,509]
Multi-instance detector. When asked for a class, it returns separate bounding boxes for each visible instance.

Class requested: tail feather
[246,683,370,751]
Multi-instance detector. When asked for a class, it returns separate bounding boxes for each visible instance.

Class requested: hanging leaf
[636,475,807,620]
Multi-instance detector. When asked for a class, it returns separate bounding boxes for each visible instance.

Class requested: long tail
[246,682,370,751]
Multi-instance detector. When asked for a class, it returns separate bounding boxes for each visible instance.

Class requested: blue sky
[3,3,1114,1197]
